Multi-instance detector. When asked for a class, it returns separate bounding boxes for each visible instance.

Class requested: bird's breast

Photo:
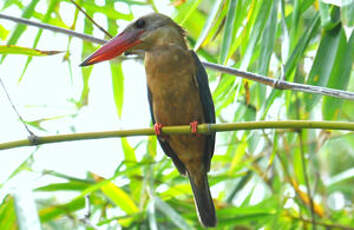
[145,46,204,126]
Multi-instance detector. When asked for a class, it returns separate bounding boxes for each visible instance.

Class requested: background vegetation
[0,0,353,229]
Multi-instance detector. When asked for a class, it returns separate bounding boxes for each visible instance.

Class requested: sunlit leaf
[0,24,9,41]
[0,195,17,230]
[91,173,139,215]
[173,0,202,25]
[219,0,237,65]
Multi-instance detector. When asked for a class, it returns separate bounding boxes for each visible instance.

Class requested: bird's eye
[135,19,146,29]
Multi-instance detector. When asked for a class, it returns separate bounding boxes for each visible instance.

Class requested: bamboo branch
[1,13,353,100]
[0,121,353,151]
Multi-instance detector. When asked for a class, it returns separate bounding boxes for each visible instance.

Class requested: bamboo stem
[0,121,353,151]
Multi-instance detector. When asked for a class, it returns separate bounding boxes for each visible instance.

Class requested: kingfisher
[80,13,216,227]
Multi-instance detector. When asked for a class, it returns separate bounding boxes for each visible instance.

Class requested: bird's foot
[190,121,201,137]
[154,122,164,136]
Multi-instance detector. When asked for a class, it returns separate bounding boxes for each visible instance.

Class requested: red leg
[190,120,200,136]
[154,122,163,136]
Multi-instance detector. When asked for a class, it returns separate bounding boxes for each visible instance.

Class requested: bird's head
[80,13,186,66]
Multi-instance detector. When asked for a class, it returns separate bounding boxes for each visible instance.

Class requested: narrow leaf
[219,0,237,64]
[322,30,352,120]
[304,25,342,112]
[194,0,224,51]
[0,45,62,56]
[92,173,139,215]
[173,0,202,25]
[0,24,9,40]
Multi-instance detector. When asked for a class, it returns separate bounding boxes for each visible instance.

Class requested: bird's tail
[188,171,216,227]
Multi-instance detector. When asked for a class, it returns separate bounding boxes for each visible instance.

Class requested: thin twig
[0,13,106,44]
[68,0,113,38]
[0,77,36,139]
[298,130,317,230]
[0,13,354,100]
[0,120,353,151]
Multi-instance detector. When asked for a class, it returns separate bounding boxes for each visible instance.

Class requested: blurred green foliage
[0,0,353,229]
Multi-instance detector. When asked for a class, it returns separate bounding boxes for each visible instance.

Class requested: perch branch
[0,121,353,151]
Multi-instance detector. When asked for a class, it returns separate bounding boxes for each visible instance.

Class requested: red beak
[79,30,143,67]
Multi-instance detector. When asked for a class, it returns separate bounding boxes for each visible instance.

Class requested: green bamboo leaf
[110,62,124,117]
[256,0,279,107]
[0,45,62,56]
[0,0,40,63]
[194,0,224,51]
[342,0,354,27]
[153,196,191,230]
[322,30,352,120]
[284,13,320,79]
[121,138,142,201]
[229,135,247,173]
[39,198,85,222]
[0,195,17,230]
[159,184,190,199]
[258,0,279,75]
[92,173,139,215]
[219,0,237,64]
[304,25,342,112]
[240,0,273,70]
[35,182,91,192]
[147,135,157,157]
[0,24,9,41]
[173,0,202,25]
[217,201,275,226]
[42,170,93,183]
[2,0,18,10]
[239,0,262,56]
[19,0,59,82]
[79,0,96,108]
[327,168,354,186]
[0,152,34,189]
[105,3,125,118]
[319,2,340,30]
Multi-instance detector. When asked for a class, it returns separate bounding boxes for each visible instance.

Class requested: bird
[80,13,216,227]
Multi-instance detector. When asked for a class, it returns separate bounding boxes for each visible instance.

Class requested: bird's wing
[190,51,216,172]
[147,87,186,175]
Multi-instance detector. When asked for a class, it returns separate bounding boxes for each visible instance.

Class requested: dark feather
[190,51,216,172]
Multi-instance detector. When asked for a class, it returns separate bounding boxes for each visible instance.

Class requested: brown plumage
[80,13,216,227]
